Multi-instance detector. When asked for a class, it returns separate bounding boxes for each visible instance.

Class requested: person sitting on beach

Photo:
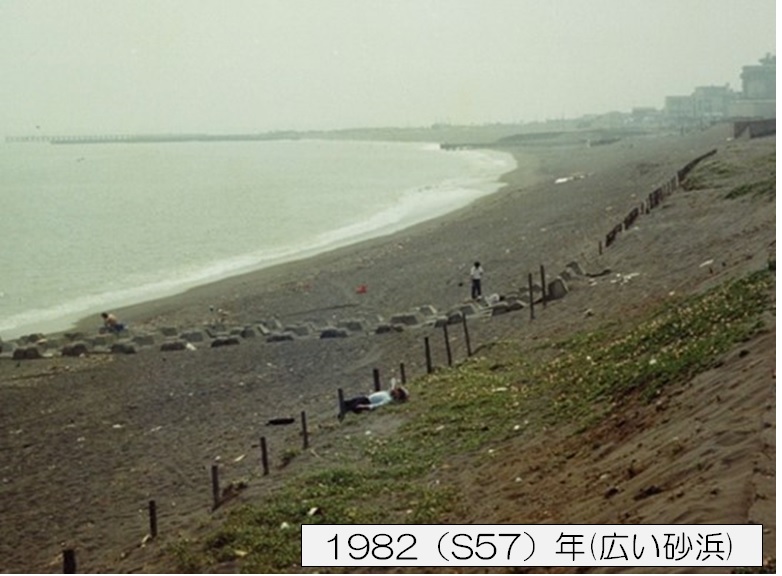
[101,312,125,334]
[340,384,409,419]
[208,306,230,325]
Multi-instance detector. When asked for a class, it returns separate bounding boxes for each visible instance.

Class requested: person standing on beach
[470,261,484,300]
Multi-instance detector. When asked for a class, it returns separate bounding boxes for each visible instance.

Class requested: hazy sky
[0,0,775,135]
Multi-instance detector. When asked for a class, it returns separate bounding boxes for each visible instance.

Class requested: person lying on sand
[340,384,409,419]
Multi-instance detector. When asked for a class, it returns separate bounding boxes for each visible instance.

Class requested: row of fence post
[57,255,579,573]
[56,151,718,574]
[62,498,158,572]
[600,149,717,255]
[67,263,555,571]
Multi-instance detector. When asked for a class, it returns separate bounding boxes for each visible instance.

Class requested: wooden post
[399,362,407,384]
[260,436,269,476]
[148,499,158,538]
[462,315,472,357]
[211,464,220,510]
[337,388,345,420]
[442,324,452,366]
[63,549,76,574]
[372,368,381,392]
[301,411,309,450]
[528,273,535,320]
[540,264,547,308]
[424,337,433,374]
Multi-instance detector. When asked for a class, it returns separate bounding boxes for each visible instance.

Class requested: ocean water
[0,139,514,339]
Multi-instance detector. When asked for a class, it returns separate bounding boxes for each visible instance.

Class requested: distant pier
[4,132,301,145]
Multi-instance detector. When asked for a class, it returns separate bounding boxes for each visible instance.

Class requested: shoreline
[80,127,722,337]
[71,146,542,337]
[1,142,518,341]
[5,126,732,344]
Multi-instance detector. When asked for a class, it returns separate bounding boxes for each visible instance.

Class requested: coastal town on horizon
[4,52,775,144]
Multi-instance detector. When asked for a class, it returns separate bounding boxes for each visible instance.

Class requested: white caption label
[301,524,762,567]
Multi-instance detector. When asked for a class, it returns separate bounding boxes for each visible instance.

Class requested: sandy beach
[75,126,726,335]
[0,124,775,572]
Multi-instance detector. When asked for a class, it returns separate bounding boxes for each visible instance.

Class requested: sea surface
[0,139,515,339]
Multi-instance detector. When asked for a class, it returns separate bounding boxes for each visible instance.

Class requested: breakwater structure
[733,118,776,139]
[4,132,301,145]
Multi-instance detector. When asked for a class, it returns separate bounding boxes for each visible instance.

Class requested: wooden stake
[372,368,381,392]
[462,315,472,357]
[63,549,76,574]
[148,499,158,538]
[399,362,407,384]
[442,324,452,366]
[301,411,309,450]
[211,464,220,510]
[528,273,535,320]
[337,388,345,420]
[424,337,433,374]
[260,436,269,476]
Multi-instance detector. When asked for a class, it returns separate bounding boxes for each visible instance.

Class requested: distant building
[664,54,775,123]
[741,53,776,99]
[664,95,696,123]
[664,85,734,124]
[630,107,661,125]
[729,53,776,118]
[692,85,734,119]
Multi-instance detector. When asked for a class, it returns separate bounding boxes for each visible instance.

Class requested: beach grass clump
[537,269,771,422]
[702,159,738,178]
[681,158,734,190]
[171,462,453,572]
[725,178,775,200]
[683,150,774,195]
[169,269,772,572]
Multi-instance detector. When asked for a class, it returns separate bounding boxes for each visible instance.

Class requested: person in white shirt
[470,261,484,300]
[340,385,409,418]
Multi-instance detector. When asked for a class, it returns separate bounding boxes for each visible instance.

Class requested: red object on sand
[356,284,367,294]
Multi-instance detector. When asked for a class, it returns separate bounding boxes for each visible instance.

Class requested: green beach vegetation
[169,269,773,573]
